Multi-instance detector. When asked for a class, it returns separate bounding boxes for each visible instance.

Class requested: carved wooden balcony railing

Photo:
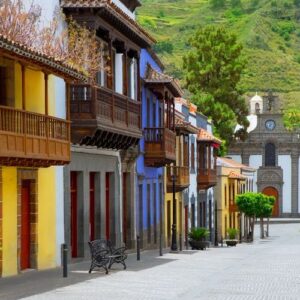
[166,166,190,193]
[70,85,141,149]
[144,127,176,167]
[0,105,70,167]
[197,167,217,190]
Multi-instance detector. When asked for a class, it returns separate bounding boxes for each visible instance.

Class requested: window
[152,101,156,127]
[265,143,276,166]
[96,42,108,88]
[255,102,260,113]
[0,66,7,106]
[128,57,137,100]
[0,57,15,107]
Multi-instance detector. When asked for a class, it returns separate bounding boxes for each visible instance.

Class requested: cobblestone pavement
[23,223,300,300]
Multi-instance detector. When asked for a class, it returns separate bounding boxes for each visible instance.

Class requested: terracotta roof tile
[228,171,247,180]
[197,128,222,144]
[144,64,183,97]
[61,0,155,46]
[0,33,86,82]
[219,157,256,172]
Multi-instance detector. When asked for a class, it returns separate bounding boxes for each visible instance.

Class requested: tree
[235,192,257,241]
[236,192,275,241]
[254,194,274,239]
[183,25,249,148]
[210,0,225,8]
[283,108,300,132]
[0,0,105,80]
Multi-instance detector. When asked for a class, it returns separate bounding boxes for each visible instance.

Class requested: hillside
[137,0,300,107]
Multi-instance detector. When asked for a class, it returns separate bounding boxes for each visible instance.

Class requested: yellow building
[215,157,256,241]
[164,110,197,248]
[0,35,84,277]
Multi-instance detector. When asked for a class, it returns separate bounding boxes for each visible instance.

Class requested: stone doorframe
[17,169,38,272]
[257,167,283,216]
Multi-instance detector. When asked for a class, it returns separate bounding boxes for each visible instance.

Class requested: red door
[89,173,95,241]
[21,180,31,270]
[262,187,279,217]
[105,173,110,240]
[70,172,78,258]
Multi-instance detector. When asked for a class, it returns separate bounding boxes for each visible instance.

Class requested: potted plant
[188,227,210,250]
[226,228,239,247]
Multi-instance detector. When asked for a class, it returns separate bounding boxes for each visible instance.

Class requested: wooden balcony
[166,166,190,193]
[70,85,142,149]
[197,168,217,190]
[144,127,176,167]
[0,105,70,167]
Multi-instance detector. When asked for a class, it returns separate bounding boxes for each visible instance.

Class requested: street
[22,223,300,300]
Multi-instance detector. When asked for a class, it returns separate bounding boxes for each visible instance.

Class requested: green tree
[210,0,225,8]
[183,26,249,149]
[236,192,257,241]
[283,108,300,132]
[236,193,275,241]
[254,194,275,239]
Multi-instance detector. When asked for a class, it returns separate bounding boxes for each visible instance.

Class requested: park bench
[88,239,127,274]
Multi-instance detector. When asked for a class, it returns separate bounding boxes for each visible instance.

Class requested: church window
[255,102,260,114]
[265,143,276,166]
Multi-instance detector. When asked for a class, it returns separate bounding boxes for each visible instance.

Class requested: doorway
[20,180,31,270]
[70,172,78,258]
[262,186,279,217]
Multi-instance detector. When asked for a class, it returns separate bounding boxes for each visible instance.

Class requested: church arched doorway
[262,187,279,217]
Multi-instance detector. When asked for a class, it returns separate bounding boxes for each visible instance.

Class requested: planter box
[189,240,209,250]
[225,239,238,247]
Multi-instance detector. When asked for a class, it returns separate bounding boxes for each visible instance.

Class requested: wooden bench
[88,239,127,274]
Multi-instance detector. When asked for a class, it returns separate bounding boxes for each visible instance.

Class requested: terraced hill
[137,0,300,107]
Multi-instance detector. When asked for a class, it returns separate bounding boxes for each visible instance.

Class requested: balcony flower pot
[188,227,210,251]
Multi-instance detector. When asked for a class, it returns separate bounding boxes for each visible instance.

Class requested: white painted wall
[22,1,67,265]
[115,53,124,94]
[278,155,292,213]
[249,155,262,192]
[228,155,242,163]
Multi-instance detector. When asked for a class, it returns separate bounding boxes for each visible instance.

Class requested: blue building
[137,49,181,249]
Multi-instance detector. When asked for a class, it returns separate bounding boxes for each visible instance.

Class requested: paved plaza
[13,223,299,300]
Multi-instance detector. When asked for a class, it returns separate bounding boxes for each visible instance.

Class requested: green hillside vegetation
[137,0,300,108]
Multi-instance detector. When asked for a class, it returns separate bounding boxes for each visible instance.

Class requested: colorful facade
[136,49,165,249]
[0,19,84,277]
[61,0,155,257]
[215,157,256,241]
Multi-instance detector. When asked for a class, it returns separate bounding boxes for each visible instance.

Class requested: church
[228,91,300,217]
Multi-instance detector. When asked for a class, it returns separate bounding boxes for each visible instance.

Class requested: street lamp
[171,172,178,251]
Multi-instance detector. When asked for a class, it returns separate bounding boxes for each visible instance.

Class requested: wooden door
[70,172,78,258]
[105,173,110,241]
[262,187,279,217]
[21,180,31,270]
[89,173,95,241]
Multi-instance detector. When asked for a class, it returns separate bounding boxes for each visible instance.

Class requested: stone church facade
[228,92,300,217]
